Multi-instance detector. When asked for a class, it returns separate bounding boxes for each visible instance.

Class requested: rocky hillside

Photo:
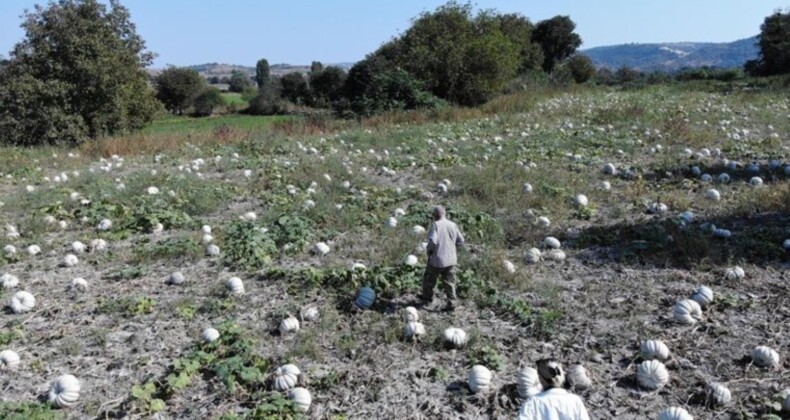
[582,37,758,71]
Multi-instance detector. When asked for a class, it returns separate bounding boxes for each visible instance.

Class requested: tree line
[0,0,788,146]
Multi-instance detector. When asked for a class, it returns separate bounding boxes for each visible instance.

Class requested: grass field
[141,114,292,135]
[0,84,789,419]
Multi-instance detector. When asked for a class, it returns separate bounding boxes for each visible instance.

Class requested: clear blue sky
[0,0,786,67]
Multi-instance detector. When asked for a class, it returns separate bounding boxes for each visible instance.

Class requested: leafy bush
[267,214,314,253]
[0,402,61,420]
[221,221,277,271]
[192,87,225,117]
[347,68,446,116]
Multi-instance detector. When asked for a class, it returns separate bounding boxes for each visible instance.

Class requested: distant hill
[581,37,759,71]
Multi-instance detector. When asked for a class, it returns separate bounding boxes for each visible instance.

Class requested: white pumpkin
[649,202,669,214]
[97,218,113,231]
[70,278,88,292]
[0,349,20,369]
[412,225,426,235]
[351,262,366,271]
[567,364,592,390]
[691,286,714,307]
[712,228,731,239]
[724,266,745,281]
[749,176,763,187]
[226,277,245,295]
[302,306,320,322]
[3,245,17,256]
[602,163,617,175]
[673,299,702,324]
[524,248,542,264]
[522,183,533,193]
[386,217,398,228]
[201,328,220,343]
[10,291,35,313]
[543,237,561,249]
[468,365,493,393]
[516,367,542,398]
[600,181,612,191]
[48,374,81,408]
[636,360,669,390]
[705,382,732,406]
[168,271,185,285]
[640,340,670,361]
[273,364,301,391]
[783,239,790,250]
[312,241,330,256]
[404,321,426,340]
[288,387,312,412]
[536,216,551,228]
[27,245,42,256]
[573,194,589,207]
[201,225,212,234]
[1,273,19,289]
[657,407,693,420]
[718,173,731,183]
[71,241,86,253]
[90,239,107,252]
[61,253,79,267]
[404,254,419,266]
[751,346,780,368]
[206,244,221,256]
[279,316,300,334]
[503,259,516,273]
[545,249,566,261]
[442,327,467,348]
[705,189,721,201]
[402,306,420,322]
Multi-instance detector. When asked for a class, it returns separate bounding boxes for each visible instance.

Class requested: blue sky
[0,1,785,67]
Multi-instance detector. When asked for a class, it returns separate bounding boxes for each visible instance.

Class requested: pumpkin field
[0,85,789,419]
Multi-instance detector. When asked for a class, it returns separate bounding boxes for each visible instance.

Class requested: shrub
[192,87,224,117]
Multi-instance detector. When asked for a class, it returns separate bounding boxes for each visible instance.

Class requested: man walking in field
[421,205,464,311]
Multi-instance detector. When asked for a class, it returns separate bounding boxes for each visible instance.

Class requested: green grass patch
[142,115,294,136]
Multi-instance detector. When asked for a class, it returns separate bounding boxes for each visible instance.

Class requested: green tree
[532,15,582,73]
[228,70,253,93]
[373,2,521,106]
[0,0,159,146]
[484,12,544,74]
[247,83,286,115]
[746,11,790,76]
[310,61,324,73]
[279,72,309,104]
[564,54,596,83]
[255,58,270,88]
[309,66,347,107]
[155,67,206,115]
[192,87,224,117]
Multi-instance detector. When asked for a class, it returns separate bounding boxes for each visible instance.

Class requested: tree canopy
[255,58,270,88]
[155,67,206,115]
[746,11,790,76]
[532,15,583,73]
[0,0,159,146]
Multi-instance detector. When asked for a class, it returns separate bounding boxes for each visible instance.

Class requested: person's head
[432,205,446,221]
[536,359,565,389]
